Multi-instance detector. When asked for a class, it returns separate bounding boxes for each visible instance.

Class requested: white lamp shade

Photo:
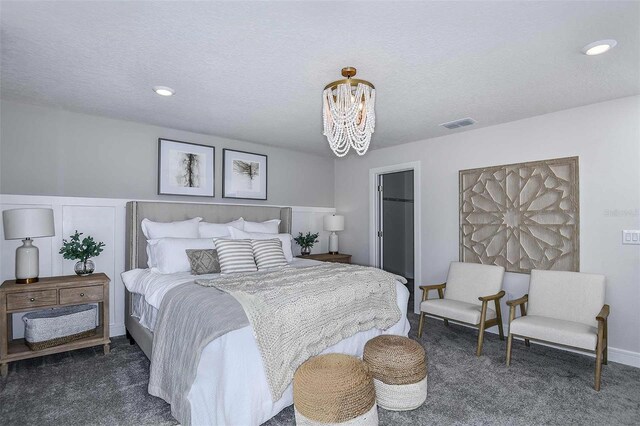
[323,214,345,232]
[3,208,55,240]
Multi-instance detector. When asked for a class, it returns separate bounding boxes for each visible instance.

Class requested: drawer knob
[80,293,85,297]
[30,298,35,302]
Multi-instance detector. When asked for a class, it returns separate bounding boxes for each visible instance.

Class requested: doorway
[369,162,421,313]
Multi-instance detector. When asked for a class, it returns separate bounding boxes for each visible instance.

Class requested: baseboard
[421,314,640,369]
[608,347,640,368]
[110,323,126,338]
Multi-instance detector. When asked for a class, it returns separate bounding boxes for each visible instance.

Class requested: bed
[123,201,410,425]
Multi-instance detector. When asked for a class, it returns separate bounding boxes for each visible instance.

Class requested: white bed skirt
[187,281,411,426]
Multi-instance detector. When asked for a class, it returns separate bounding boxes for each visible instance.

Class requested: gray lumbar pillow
[186,249,221,275]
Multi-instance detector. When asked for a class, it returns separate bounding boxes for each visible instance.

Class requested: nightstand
[297,253,352,264]
[0,273,110,377]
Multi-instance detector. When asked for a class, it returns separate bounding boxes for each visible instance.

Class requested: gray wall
[0,100,334,207]
[334,96,640,355]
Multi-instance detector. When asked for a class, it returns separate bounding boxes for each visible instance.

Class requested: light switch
[622,230,640,245]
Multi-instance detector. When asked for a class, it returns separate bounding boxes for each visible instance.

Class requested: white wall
[0,194,335,338]
[334,96,640,366]
[0,100,334,207]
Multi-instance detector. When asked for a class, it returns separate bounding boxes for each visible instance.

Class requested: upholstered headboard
[125,201,292,270]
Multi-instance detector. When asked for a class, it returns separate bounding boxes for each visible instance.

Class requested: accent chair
[417,262,506,356]
[506,269,609,391]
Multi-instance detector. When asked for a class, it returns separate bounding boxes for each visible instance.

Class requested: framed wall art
[222,149,268,200]
[459,156,579,273]
[158,138,215,197]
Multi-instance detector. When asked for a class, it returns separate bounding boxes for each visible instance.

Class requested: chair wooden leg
[519,304,530,346]
[417,312,425,338]
[595,348,603,391]
[476,323,486,357]
[595,321,605,391]
[603,320,608,365]
[476,302,488,356]
[506,333,513,366]
[495,299,504,341]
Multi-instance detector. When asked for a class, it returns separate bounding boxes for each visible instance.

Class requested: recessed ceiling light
[582,39,617,56]
[153,86,175,96]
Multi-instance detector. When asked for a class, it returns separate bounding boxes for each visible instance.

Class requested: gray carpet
[1,313,639,425]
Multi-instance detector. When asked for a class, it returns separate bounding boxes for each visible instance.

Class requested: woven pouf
[293,353,378,426]
[363,335,427,411]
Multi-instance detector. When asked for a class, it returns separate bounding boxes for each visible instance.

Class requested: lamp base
[328,232,339,254]
[16,277,39,284]
[15,238,40,284]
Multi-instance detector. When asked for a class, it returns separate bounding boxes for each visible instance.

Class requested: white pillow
[244,219,281,234]
[228,227,294,262]
[141,217,202,239]
[213,238,258,274]
[199,219,244,238]
[251,239,287,270]
[147,238,215,274]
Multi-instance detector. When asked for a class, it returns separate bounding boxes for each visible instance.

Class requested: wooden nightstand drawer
[6,290,57,311]
[59,285,103,304]
[297,253,352,264]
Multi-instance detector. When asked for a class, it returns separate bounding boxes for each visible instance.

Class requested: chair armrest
[478,290,505,302]
[506,294,528,307]
[419,283,446,292]
[596,304,610,322]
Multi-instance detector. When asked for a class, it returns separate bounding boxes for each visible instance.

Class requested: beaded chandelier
[322,67,375,157]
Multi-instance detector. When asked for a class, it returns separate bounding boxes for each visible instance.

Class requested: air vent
[440,117,477,130]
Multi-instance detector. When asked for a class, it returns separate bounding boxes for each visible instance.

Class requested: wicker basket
[293,353,378,425]
[363,335,427,411]
[23,304,98,351]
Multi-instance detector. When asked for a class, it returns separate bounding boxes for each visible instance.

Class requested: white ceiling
[1,1,639,157]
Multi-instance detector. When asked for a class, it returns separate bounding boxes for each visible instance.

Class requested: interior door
[378,171,414,278]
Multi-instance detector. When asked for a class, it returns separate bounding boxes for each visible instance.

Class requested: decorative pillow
[244,219,281,234]
[228,228,294,262]
[213,238,258,274]
[147,238,214,274]
[141,217,202,239]
[199,219,244,238]
[186,249,221,275]
[251,239,287,270]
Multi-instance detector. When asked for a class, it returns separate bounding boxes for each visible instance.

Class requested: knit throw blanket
[196,263,404,400]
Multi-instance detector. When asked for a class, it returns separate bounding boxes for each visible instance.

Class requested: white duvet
[122,259,410,426]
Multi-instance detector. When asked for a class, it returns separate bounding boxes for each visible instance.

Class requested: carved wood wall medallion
[459,157,579,273]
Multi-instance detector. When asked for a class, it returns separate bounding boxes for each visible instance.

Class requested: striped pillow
[251,239,288,270]
[213,239,257,274]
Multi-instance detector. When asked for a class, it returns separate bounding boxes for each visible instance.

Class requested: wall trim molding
[1,193,335,338]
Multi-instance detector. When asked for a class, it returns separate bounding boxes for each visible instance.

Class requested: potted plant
[294,231,319,256]
[59,231,105,276]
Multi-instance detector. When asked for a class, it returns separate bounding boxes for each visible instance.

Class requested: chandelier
[322,67,375,157]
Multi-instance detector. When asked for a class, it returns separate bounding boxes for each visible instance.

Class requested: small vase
[300,247,312,256]
[74,260,95,276]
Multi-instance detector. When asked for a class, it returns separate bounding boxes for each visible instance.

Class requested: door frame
[369,161,422,314]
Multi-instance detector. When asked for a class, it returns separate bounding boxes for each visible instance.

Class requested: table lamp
[323,214,345,255]
[2,208,55,283]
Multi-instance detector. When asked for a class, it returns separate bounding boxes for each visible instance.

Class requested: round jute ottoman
[293,353,378,426]
[363,335,427,411]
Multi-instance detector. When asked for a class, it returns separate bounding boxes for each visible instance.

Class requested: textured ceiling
[1,1,639,157]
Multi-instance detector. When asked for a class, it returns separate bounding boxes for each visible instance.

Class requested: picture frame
[158,138,215,197]
[222,148,268,200]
